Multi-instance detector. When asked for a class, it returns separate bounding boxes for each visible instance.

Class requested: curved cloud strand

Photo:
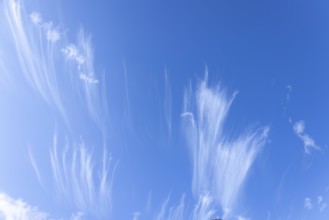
[182,74,269,216]
[2,0,102,127]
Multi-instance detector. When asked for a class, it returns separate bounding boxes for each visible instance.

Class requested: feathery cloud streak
[182,73,269,216]
[1,0,102,127]
[155,195,186,220]
[50,134,118,218]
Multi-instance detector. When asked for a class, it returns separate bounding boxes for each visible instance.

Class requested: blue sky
[0,0,329,219]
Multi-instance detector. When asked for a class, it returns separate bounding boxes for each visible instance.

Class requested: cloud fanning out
[2,0,102,125]
[50,135,117,217]
[1,1,115,218]
[182,73,269,217]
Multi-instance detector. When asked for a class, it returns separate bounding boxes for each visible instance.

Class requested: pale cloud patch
[61,44,85,65]
[304,196,327,212]
[46,29,60,42]
[237,215,250,220]
[30,11,42,25]
[181,73,269,216]
[132,212,141,220]
[318,196,323,205]
[320,203,327,212]
[304,197,313,210]
[318,196,327,212]
[70,211,84,220]
[0,192,49,220]
[79,72,99,84]
[293,120,320,154]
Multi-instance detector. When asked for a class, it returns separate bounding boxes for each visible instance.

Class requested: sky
[0,0,329,219]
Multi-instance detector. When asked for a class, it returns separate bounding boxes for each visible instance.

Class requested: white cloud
[304,195,328,213]
[192,194,215,220]
[304,197,313,210]
[79,72,98,84]
[61,44,85,65]
[2,1,112,219]
[46,29,60,42]
[2,0,103,128]
[3,0,65,117]
[50,134,118,218]
[0,192,49,220]
[30,11,42,25]
[293,120,320,154]
[155,195,186,220]
[181,73,269,216]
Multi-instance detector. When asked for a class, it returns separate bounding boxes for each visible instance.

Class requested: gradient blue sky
[0,0,329,219]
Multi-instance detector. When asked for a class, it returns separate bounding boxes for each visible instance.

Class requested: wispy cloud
[0,192,49,220]
[70,212,85,220]
[293,120,320,154]
[155,195,186,220]
[0,192,87,220]
[2,0,114,219]
[2,0,102,128]
[28,147,43,187]
[317,196,327,212]
[164,70,172,137]
[192,194,215,220]
[50,134,118,218]
[181,72,269,217]
[237,216,250,220]
[3,0,65,116]
[319,202,327,212]
[304,197,313,210]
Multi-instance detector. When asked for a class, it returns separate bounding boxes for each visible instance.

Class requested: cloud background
[1,0,329,219]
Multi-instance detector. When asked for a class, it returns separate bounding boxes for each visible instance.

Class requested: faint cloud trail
[164,70,172,137]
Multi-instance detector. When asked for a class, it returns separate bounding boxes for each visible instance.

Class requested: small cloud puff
[304,197,313,210]
[293,120,320,154]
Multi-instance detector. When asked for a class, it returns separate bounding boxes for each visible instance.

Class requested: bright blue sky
[0,0,329,219]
